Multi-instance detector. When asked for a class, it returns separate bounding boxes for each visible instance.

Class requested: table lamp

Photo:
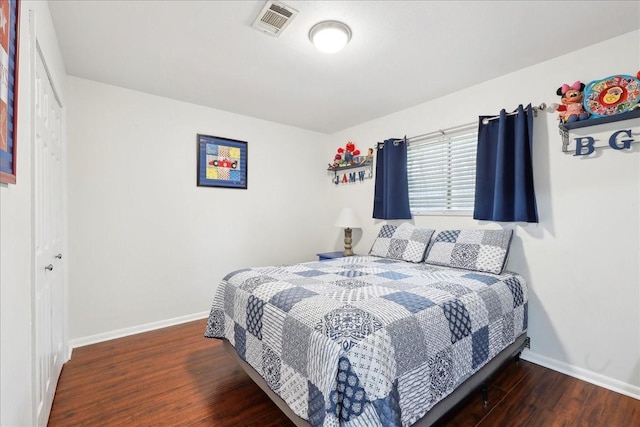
[334,208,361,256]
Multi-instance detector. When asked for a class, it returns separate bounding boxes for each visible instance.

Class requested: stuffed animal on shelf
[343,141,361,164]
[330,142,361,168]
[364,147,374,163]
[554,81,590,123]
[330,153,343,168]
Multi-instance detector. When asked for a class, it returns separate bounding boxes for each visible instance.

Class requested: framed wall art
[197,134,248,189]
[0,0,20,184]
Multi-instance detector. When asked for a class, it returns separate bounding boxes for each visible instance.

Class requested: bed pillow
[424,229,513,274]
[369,223,435,263]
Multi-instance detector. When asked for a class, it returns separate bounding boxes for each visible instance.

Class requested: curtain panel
[373,138,411,220]
[474,104,538,223]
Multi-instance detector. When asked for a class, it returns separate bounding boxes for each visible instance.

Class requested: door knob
[45,264,54,271]
[55,254,62,259]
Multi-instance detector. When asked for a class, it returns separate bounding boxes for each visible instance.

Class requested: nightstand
[316,251,349,261]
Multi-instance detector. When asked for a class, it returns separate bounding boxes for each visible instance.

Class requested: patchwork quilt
[205,256,528,427]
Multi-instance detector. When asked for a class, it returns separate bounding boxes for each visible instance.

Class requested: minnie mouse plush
[555,81,590,123]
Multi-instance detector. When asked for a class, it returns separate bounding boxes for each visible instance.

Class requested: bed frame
[222,332,527,427]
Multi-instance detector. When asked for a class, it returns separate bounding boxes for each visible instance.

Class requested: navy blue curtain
[474,104,538,223]
[373,138,411,219]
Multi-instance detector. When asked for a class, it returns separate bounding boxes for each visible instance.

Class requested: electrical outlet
[524,336,531,349]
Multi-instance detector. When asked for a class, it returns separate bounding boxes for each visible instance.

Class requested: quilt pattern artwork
[205,144,241,181]
[205,256,528,427]
[197,134,248,189]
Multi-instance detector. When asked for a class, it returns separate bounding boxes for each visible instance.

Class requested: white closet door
[33,45,65,427]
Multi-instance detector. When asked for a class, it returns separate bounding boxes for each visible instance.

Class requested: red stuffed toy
[555,81,590,123]
[343,142,361,164]
[330,142,361,168]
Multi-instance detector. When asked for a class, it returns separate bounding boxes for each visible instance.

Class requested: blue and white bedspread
[205,256,527,426]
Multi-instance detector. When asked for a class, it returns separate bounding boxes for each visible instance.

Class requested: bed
[205,227,528,426]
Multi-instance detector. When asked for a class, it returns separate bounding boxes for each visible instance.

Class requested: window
[407,126,478,215]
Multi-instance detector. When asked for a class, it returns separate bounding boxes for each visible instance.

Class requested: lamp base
[343,227,353,256]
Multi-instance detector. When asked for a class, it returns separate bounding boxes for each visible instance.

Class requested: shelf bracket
[559,128,570,152]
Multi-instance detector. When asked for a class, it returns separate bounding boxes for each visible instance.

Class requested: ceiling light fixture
[309,21,352,53]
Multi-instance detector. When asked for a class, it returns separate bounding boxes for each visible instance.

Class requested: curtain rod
[481,103,548,124]
[377,102,547,149]
[406,123,477,145]
[408,103,547,142]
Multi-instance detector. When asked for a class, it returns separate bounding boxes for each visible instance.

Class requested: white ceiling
[49,1,640,134]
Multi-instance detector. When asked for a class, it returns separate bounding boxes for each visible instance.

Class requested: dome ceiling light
[309,21,352,53]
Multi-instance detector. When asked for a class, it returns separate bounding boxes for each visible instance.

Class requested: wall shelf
[326,161,372,172]
[327,160,374,184]
[559,109,640,152]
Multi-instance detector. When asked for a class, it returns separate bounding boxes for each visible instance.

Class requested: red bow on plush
[561,81,582,94]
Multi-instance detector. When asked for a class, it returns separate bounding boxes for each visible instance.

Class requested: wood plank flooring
[49,319,640,426]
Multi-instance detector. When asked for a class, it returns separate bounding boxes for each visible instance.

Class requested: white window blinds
[407,127,478,214]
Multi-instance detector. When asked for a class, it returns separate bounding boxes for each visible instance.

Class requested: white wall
[328,31,640,397]
[66,77,333,341]
[0,1,67,425]
[5,11,636,426]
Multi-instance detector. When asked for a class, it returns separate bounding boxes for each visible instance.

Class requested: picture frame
[0,0,20,184]
[197,134,248,189]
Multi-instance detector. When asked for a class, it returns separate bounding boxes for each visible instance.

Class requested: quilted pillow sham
[369,223,435,263]
[424,229,513,274]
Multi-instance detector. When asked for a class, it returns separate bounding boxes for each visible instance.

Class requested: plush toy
[330,153,343,168]
[365,148,374,163]
[331,142,361,167]
[343,141,361,164]
[554,81,590,123]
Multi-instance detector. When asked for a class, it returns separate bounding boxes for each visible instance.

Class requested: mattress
[205,255,528,426]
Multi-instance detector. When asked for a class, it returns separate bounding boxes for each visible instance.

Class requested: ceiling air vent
[252,1,299,37]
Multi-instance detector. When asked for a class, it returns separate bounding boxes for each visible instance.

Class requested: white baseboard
[521,349,640,400]
[69,311,209,350]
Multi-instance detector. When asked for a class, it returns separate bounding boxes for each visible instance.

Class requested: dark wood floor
[49,319,640,426]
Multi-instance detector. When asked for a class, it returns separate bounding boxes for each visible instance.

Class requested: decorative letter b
[574,137,596,156]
